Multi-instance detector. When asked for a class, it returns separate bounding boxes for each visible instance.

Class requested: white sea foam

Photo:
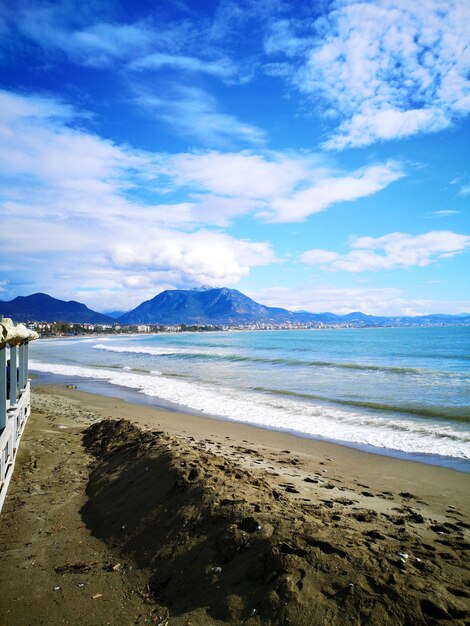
[37,337,116,346]
[30,360,470,460]
[93,343,179,355]
[92,343,231,358]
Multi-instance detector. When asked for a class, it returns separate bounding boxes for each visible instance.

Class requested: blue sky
[0,0,469,315]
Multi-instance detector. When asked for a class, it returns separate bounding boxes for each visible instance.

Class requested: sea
[29,326,470,472]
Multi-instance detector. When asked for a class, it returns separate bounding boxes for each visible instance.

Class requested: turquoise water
[30,327,470,469]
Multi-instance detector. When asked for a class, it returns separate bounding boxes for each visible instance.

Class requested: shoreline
[0,384,469,625]
[31,371,470,473]
[40,383,470,502]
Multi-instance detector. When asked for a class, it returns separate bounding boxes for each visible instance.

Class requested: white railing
[0,319,38,513]
[0,383,31,512]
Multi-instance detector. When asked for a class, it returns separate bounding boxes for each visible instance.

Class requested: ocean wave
[93,343,185,356]
[91,343,468,379]
[253,387,470,422]
[92,343,235,358]
[30,360,470,460]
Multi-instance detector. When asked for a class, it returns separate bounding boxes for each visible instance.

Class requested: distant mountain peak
[119,286,292,325]
[197,284,216,291]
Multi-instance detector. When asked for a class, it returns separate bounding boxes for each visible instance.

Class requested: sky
[0,0,469,316]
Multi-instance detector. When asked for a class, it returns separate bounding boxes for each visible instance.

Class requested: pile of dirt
[81,419,470,625]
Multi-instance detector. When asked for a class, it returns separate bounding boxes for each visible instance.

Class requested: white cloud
[0,90,141,184]
[301,231,470,272]
[6,2,248,83]
[249,285,401,315]
[0,217,102,253]
[111,230,276,286]
[324,107,449,151]
[171,151,308,200]
[129,52,236,78]
[136,86,266,147]
[15,6,156,67]
[264,18,315,58]
[266,162,404,222]
[0,89,75,123]
[266,0,470,148]
[300,250,339,265]
[426,210,461,218]
[449,177,470,198]
[210,0,280,42]
[249,285,470,316]
[165,152,404,223]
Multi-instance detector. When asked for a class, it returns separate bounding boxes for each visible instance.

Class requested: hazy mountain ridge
[1,289,469,327]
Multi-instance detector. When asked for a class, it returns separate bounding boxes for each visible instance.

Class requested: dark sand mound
[81,419,469,625]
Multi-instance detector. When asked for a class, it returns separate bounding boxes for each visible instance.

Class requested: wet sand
[0,384,469,625]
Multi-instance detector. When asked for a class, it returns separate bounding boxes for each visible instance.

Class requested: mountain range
[0,293,114,324]
[1,289,469,327]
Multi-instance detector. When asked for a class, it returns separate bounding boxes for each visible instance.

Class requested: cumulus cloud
[266,0,470,148]
[301,231,470,272]
[111,230,275,286]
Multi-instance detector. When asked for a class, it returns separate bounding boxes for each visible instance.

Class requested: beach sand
[0,384,469,625]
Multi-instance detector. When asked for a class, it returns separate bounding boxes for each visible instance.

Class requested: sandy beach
[0,384,469,625]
